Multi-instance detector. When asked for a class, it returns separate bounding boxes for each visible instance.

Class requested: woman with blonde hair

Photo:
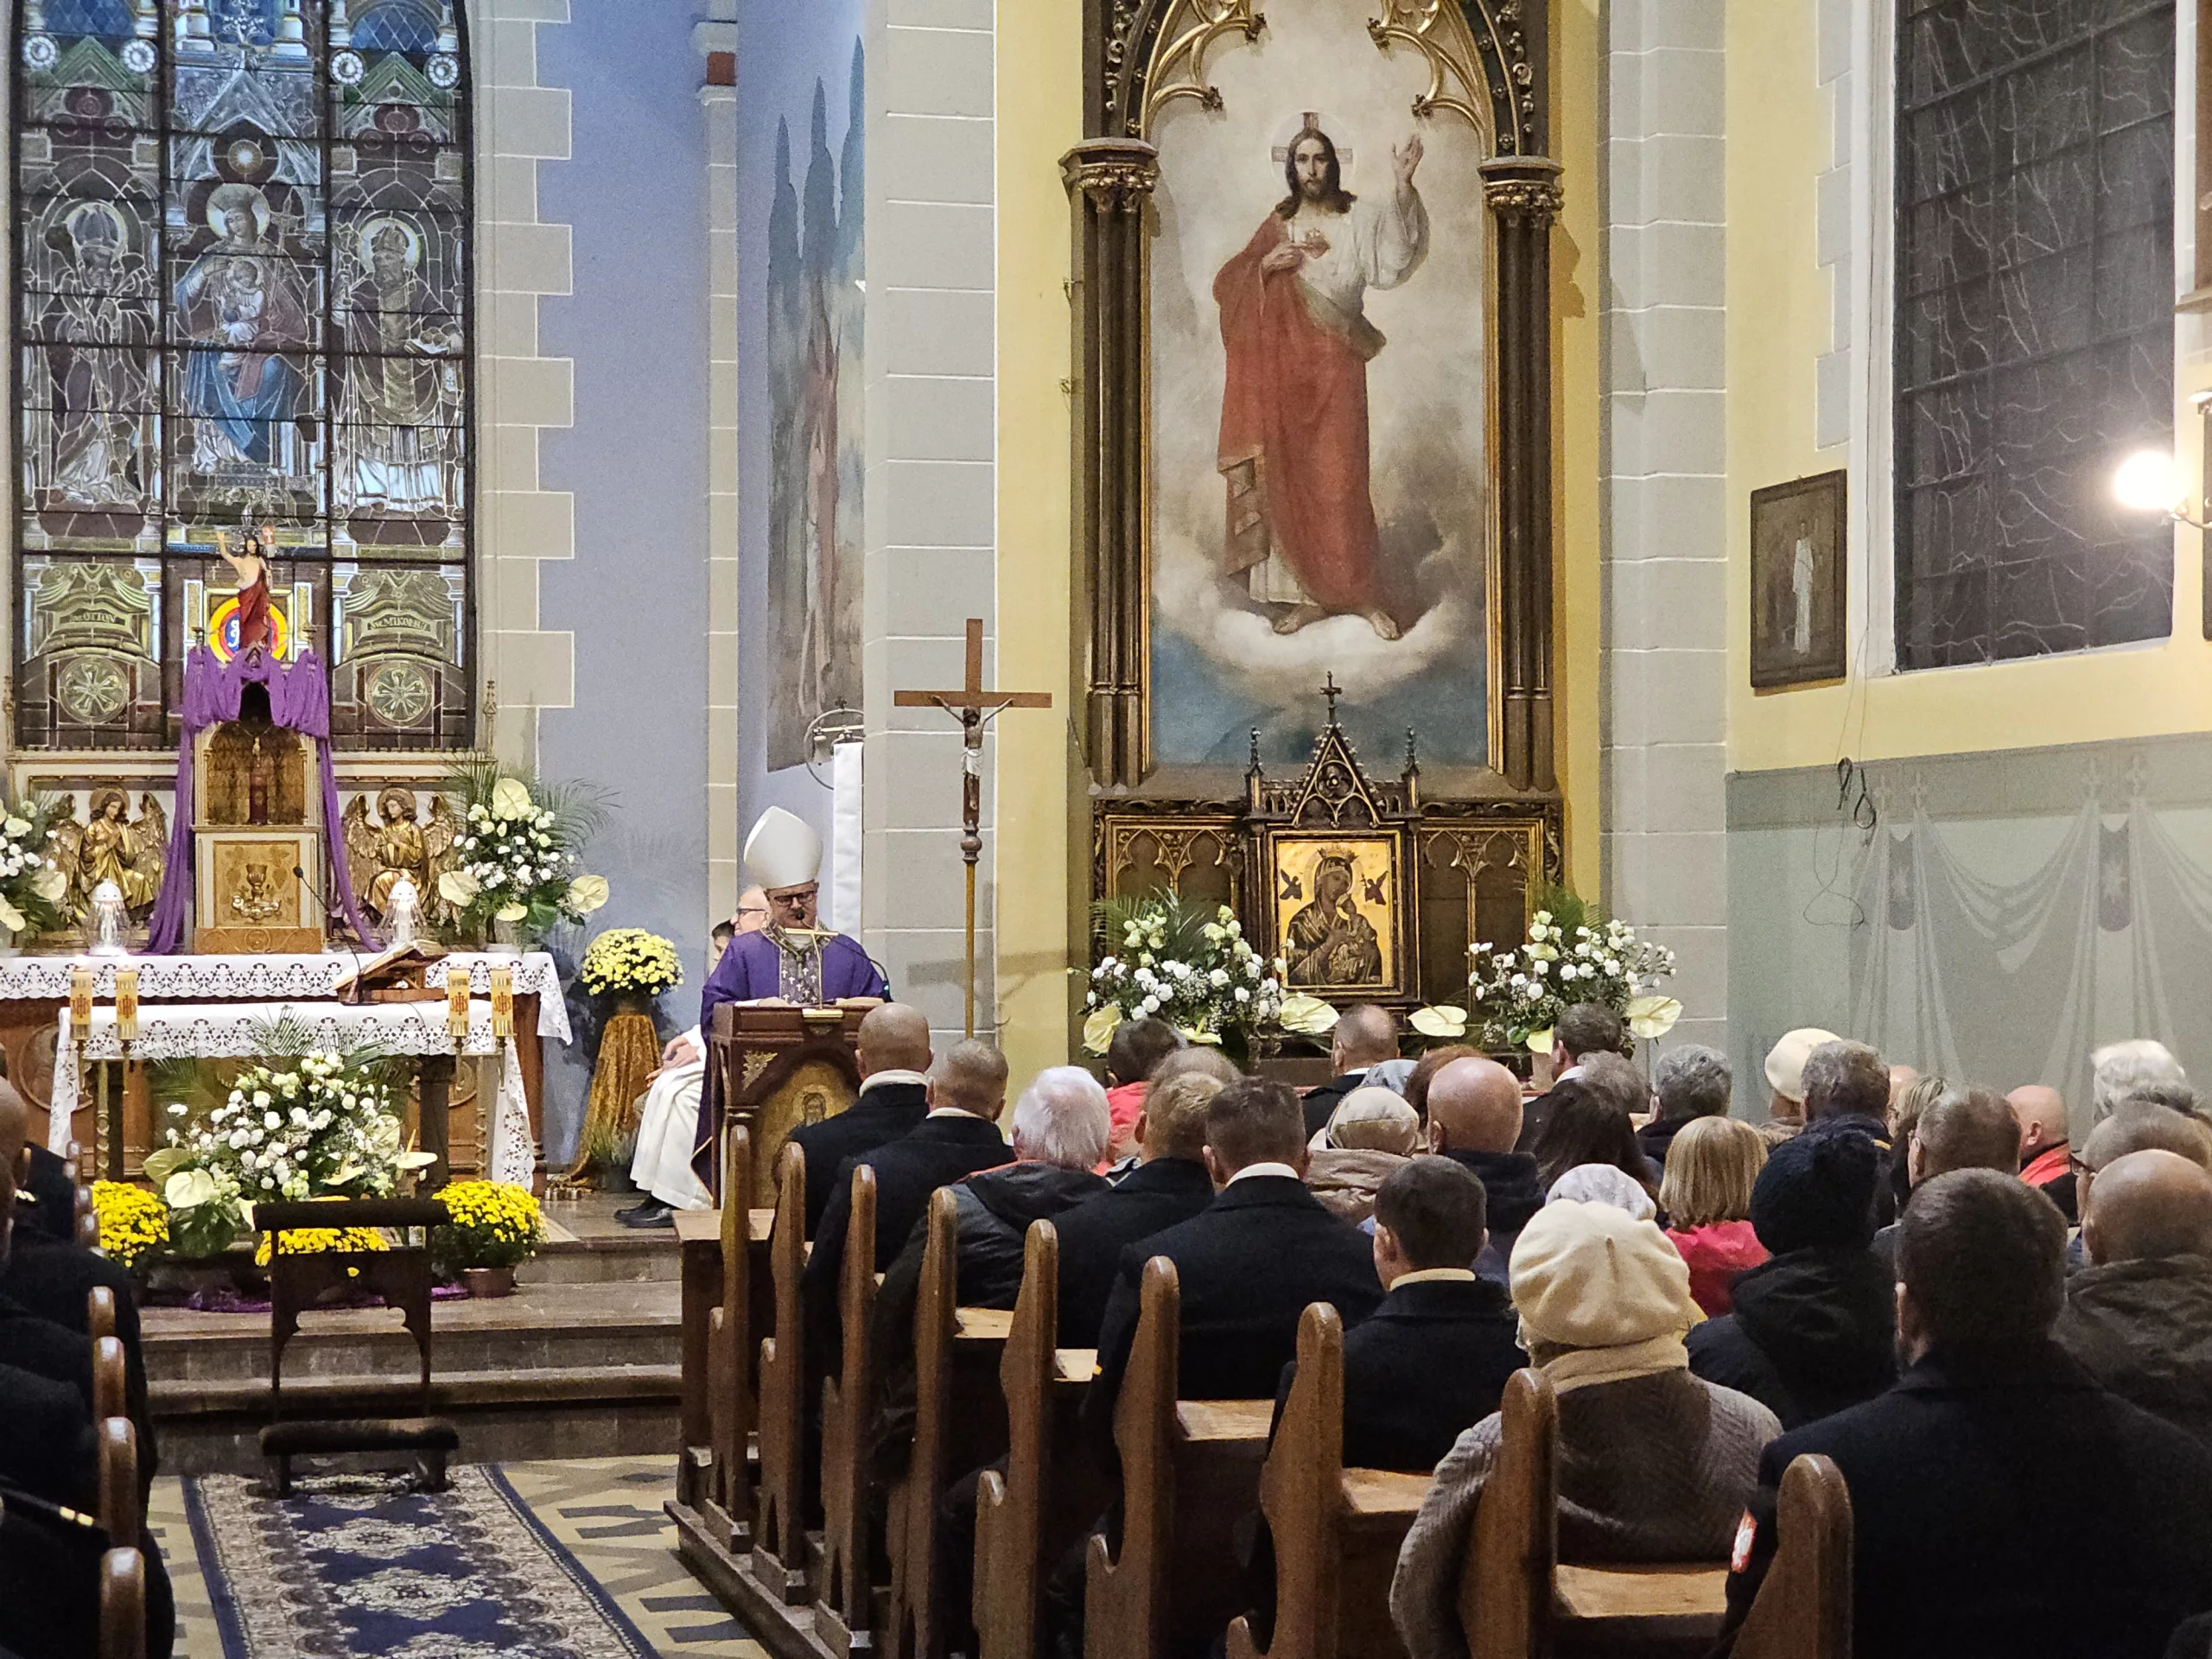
[1659,1115,1769,1317]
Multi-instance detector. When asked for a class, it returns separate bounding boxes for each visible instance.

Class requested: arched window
[12,0,473,749]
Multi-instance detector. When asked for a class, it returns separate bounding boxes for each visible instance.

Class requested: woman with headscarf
[1305,1086,1422,1223]
[1390,1200,1780,1659]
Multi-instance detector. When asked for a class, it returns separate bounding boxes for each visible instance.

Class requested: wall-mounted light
[2113,393,2212,529]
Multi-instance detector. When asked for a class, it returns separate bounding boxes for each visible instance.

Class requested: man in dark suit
[785,1001,935,1236]
[1283,1155,1523,1471]
[1087,1077,1382,1436]
[1516,1001,1624,1152]
[1723,1171,2212,1659]
[1424,1056,1545,1282]
[1300,1005,1400,1137]
[1055,1070,1222,1347]
[802,1039,1011,1374]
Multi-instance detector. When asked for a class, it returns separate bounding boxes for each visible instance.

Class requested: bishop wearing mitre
[701,806,889,1015]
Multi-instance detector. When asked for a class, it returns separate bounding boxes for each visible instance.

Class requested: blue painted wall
[535,5,712,1163]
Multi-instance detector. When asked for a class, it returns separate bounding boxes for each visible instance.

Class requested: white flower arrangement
[143,1048,435,1257]
[433,766,610,945]
[0,797,71,937]
[1081,895,1287,1053]
[1415,890,1680,1054]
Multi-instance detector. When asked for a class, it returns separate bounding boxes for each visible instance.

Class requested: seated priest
[619,891,768,1229]
[700,806,890,1012]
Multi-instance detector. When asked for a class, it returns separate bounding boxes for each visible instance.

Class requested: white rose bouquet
[434,764,611,946]
[143,1045,435,1258]
[1081,894,1287,1055]
[1422,887,1679,1056]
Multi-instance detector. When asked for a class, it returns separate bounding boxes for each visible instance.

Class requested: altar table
[45,999,536,1187]
[0,951,567,1177]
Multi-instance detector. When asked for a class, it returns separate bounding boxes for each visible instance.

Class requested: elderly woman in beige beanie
[1305,1085,1422,1223]
[1389,1199,1782,1659]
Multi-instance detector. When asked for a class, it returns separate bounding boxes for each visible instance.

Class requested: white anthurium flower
[1275,995,1339,1037]
[164,1169,219,1211]
[29,866,64,903]
[491,777,535,821]
[1626,995,1684,1040]
[1410,1005,1470,1039]
[394,1150,440,1171]
[495,901,529,923]
[439,868,480,907]
[1082,1005,1124,1055]
[1524,1027,1554,1054]
[569,874,610,913]
[0,896,26,934]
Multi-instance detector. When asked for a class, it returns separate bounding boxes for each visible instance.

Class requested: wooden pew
[1460,1368,1729,1659]
[1084,1255,1274,1659]
[973,1220,1058,1659]
[99,1545,145,1659]
[814,1161,878,1657]
[1226,1304,1427,1659]
[676,1131,753,1513]
[709,1128,756,1547]
[92,1335,128,1438]
[1732,1454,1853,1659]
[87,1286,117,1347]
[884,1186,960,1659]
[750,1141,812,1605]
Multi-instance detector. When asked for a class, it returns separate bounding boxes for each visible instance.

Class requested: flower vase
[486,918,526,957]
[461,1265,515,1299]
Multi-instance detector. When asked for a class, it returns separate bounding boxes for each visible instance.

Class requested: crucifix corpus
[892,618,1053,1037]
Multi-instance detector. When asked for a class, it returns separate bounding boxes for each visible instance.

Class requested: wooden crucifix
[892,618,1054,1036]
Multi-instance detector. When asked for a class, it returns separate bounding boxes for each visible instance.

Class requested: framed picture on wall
[1265,830,1408,998]
[1750,470,1847,688]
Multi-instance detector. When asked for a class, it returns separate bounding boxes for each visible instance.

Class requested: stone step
[520,1231,681,1285]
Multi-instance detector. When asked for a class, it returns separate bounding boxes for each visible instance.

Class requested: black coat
[0,1234,155,1479]
[1086,1174,1383,1440]
[1277,1274,1526,1474]
[1687,1248,1896,1429]
[1439,1147,1545,1283]
[1636,1115,1698,1176]
[17,1148,77,1245]
[1515,1077,1581,1154]
[0,1365,93,1512]
[1301,1074,1370,1138]
[803,1111,1011,1372]
[1724,1342,2212,1659]
[1052,1156,1216,1350]
[787,1078,931,1236]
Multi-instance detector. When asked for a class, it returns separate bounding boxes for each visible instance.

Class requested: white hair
[1010,1066,1112,1172]
[2091,1039,2188,1124]
[1545,1163,1657,1221]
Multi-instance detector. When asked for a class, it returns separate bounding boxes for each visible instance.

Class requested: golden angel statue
[52,788,166,922]
[343,787,461,926]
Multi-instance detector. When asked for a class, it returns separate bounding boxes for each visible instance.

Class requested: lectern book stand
[698,1006,866,1207]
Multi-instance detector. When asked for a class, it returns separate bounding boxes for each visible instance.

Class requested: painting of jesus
[1216,121,1427,639]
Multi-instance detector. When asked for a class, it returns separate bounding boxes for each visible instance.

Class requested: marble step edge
[143,1306,679,1348]
[151,1362,683,1417]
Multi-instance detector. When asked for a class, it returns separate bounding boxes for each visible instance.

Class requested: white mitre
[744,806,823,893]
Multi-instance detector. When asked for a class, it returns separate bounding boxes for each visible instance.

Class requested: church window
[11,0,474,750]
[1893,0,2175,668]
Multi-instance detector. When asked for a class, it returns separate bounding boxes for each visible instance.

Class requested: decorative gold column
[1061,137,1160,789]
[1482,156,1566,794]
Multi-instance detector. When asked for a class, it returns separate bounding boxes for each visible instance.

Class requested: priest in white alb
[618,887,769,1228]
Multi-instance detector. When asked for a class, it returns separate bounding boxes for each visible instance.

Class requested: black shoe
[613,1199,656,1221]
[617,1201,676,1230]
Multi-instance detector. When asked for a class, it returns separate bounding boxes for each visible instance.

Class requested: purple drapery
[146,645,380,954]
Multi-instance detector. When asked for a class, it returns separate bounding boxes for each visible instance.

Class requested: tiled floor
[151,1456,765,1659]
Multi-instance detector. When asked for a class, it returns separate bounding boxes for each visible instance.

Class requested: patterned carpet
[152,1458,764,1659]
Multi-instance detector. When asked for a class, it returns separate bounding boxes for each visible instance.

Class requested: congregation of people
[761,999,2212,1659]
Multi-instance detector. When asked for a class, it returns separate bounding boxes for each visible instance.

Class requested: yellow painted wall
[994,0,1083,1089]
[989,1,1607,1079]
[1726,0,2212,776]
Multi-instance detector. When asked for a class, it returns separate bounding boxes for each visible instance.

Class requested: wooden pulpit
[699,1005,866,1208]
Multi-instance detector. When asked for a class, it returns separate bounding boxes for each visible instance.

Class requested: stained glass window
[12,0,472,749]
[1893,0,2175,669]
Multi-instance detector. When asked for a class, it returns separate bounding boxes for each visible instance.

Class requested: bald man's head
[1331,1005,1399,1073]
[2008,1084,2069,1160]
[1425,1057,1523,1155]
[2082,1149,2212,1267]
[857,1002,933,1078]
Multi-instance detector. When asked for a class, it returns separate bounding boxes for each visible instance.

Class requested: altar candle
[488,965,514,1039]
[447,971,471,1039]
[113,968,139,1043]
[68,968,93,1041]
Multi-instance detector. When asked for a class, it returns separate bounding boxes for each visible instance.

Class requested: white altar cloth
[46,998,535,1185]
[0,951,569,1043]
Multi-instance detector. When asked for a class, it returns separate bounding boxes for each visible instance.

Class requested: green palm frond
[1087,889,1217,961]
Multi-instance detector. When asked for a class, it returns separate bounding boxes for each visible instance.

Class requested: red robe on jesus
[1214,213,1388,615]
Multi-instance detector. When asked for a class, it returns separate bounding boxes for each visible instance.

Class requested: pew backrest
[752,1140,809,1589]
[1226,1302,1345,1659]
[1460,1368,1557,1659]
[1085,1255,1179,1659]
[92,1335,127,1432]
[86,1287,116,1348]
[975,1218,1059,1659]
[816,1160,879,1637]
[99,1545,144,1659]
[1733,1453,1853,1659]
[95,1416,137,1550]
[886,1184,961,1659]
[715,1127,755,1529]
